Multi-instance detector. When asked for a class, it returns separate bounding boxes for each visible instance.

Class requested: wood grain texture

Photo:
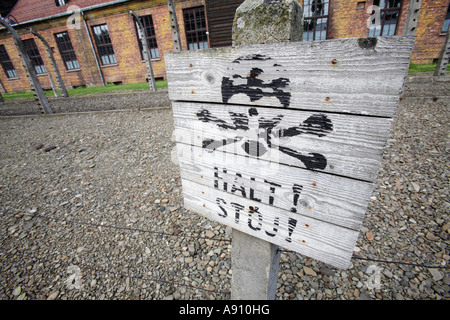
[167,36,414,268]
[182,179,359,269]
[176,143,374,231]
[172,101,393,182]
[165,36,415,117]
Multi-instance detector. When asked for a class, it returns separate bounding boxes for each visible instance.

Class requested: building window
[91,24,117,65]
[0,45,18,78]
[23,38,47,74]
[55,32,80,70]
[368,0,401,37]
[442,5,450,33]
[303,0,330,41]
[135,15,160,60]
[55,0,66,7]
[183,6,208,50]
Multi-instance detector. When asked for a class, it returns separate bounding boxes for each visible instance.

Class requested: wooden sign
[165,36,414,269]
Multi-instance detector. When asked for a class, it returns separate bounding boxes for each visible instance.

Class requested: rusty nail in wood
[331,59,337,65]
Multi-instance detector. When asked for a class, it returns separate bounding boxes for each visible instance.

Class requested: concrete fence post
[130,10,157,92]
[30,28,69,97]
[0,17,53,114]
[167,0,182,52]
[434,24,450,77]
[230,0,303,300]
[403,0,422,37]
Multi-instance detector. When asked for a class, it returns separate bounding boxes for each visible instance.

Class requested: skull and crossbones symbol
[196,54,333,171]
[197,107,333,170]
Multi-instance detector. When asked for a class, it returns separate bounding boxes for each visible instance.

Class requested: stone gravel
[0,77,448,300]
[0,89,170,117]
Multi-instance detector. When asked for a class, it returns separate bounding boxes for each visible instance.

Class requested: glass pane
[443,19,450,33]
[303,31,313,41]
[369,25,382,37]
[443,5,450,32]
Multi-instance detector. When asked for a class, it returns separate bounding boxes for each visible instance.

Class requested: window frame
[303,0,330,42]
[22,38,47,75]
[55,0,66,7]
[135,14,160,60]
[54,31,80,70]
[0,44,18,79]
[442,5,450,34]
[91,24,117,66]
[183,6,209,51]
[368,0,402,37]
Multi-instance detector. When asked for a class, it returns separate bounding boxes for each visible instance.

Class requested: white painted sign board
[165,36,414,269]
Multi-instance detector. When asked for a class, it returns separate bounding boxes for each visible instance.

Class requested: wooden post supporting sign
[166,0,414,300]
[228,0,303,300]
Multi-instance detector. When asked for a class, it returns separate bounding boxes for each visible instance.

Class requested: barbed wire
[32,212,232,243]
[0,248,232,298]
[2,209,447,271]
[0,208,448,301]
[352,254,449,269]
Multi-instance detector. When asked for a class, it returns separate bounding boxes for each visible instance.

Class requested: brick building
[0,0,208,92]
[205,0,450,63]
[0,0,449,93]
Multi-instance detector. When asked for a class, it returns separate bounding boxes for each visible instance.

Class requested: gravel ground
[0,77,448,300]
[0,89,170,117]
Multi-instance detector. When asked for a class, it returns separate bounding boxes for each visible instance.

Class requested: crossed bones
[197,107,333,170]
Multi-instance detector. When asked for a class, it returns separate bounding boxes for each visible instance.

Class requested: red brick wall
[297,0,410,39]
[0,0,207,93]
[1,0,448,93]
[412,0,449,64]
[298,0,448,64]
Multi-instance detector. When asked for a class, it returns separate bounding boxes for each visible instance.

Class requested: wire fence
[1,207,448,300]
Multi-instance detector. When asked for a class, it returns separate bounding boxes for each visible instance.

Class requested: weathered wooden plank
[176,143,374,231]
[172,101,393,182]
[181,179,359,269]
[165,36,414,117]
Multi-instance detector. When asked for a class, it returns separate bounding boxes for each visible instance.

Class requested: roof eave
[1,0,133,30]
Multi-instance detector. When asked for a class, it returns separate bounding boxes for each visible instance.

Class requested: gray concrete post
[30,28,69,97]
[403,0,422,37]
[130,11,157,92]
[434,25,450,77]
[167,0,182,52]
[0,17,53,114]
[230,0,303,300]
